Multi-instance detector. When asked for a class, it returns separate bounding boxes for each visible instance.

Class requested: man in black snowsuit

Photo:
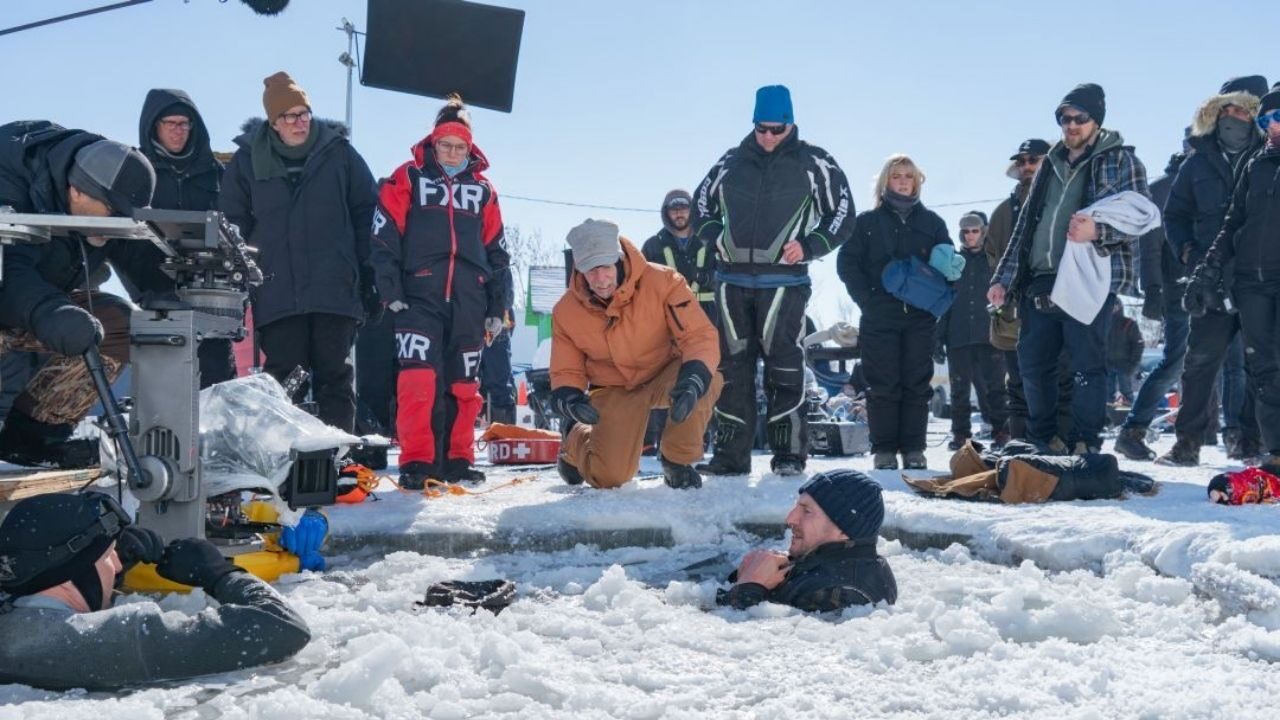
[1155,76,1268,467]
[0,121,162,468]
[938,211,1008,450]
[692,85,853,476]
[1186,87,1280,472]
[137,88,235,387]
[719,470,897,611]
[219,72,377,433]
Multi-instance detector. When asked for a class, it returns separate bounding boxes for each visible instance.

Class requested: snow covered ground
[4,421,1280,718]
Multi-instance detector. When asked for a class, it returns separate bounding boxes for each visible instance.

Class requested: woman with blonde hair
[837,154,958,469]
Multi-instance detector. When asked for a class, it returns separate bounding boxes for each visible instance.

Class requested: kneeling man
[719,469,898,611]
[551,219,722,489]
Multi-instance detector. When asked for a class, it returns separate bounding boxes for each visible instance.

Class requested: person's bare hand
[781,240,805,264]
[1067,214,1098,243]
[987,284,1006,308]
[735,549,791,590]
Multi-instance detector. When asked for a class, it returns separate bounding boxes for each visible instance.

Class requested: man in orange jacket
[551,219,723,489]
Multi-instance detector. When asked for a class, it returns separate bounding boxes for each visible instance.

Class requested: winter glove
[550,386,600,425]
[1181,264,1222,318]
[484,316,505,338]
[155,538,243,592]
[928,244,966,282]
[1142,286,1163,321]
[278,508,328,572]
[115,526,165,571]
[668,360,712,424]
[360,274,383,324]
[29,300,103,357]
[387,300,408,313]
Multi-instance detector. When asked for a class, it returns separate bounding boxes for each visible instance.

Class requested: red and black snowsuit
[370,136,508,472]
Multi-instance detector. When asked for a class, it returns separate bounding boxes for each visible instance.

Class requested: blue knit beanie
[753,85,794,124]
[798,470,884,541]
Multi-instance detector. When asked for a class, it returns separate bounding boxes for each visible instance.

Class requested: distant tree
[504,225,560,310]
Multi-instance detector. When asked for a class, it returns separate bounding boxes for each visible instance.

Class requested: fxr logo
[372,208,388,235]
[396,332,431,361]
[418,178,484,213]
[462,350,481,378]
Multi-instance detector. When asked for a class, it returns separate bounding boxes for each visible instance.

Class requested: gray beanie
[567,219,622,272]
[68,140,155,216]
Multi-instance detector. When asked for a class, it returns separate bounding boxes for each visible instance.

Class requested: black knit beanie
[1056,83,1106,126]
[798,470,885,541]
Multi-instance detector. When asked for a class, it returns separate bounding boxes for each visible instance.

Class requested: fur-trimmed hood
[1191,91,1261,137]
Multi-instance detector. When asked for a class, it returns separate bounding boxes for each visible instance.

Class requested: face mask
[442,157,469,178]
[1218,116,1255,154]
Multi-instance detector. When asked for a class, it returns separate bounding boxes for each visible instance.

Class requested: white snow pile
[5,538,1280,719]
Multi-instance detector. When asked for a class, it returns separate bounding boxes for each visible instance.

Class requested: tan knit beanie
[262,71,310,119]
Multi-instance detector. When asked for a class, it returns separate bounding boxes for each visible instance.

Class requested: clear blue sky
[6,0,1279,325]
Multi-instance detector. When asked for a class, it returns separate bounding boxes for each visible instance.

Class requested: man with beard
[718,470,897,611]
[989,84,1150,456]
[1152,77,1268,467]
[692,85,853,477]
[137,88,235,386]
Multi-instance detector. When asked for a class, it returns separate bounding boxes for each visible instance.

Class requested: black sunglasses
[1015,155,1043,167]
[1058,112,1092,127]
[754,123,789,136]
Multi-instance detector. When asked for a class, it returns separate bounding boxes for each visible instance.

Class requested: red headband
[430,121,473,148]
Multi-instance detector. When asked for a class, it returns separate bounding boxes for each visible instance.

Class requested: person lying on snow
[0,493,310,690]
[1208,467,1280,505]
[550,219,722,490]
[718,470,897,611]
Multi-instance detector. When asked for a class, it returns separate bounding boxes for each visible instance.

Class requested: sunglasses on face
[1015,156,1043,167]
[1257,110,1280,130]
[1058,112,1092,127]
[754,123,788,136]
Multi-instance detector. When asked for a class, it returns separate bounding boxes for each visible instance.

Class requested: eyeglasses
[754,123,789,136]
[1058,112,1092,127]
[1257,110,1280,130]
[159,119,191,131]
[436,140,469,154]
[278,110,313,125]
[1015,155,1043,167]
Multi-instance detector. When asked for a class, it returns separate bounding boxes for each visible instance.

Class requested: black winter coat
[718,540,898,612]
[1204,143,1280,283]
[641,229,717,300]
[837,202,951,310]
[693,128,853,278]
[138,89,223,212]
[940,246,994,350]
[0,120,171,333]
[1148,155,1189,296]
[220,119,377,327]
[1165,134,1254,267]
[1106,315,1143,372]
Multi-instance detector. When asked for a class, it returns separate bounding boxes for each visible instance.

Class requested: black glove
[669,360,712,423]
[155,538,243,592]
[360,273,383,323]
[115,526,165,571]
[550,386,600,425]
[30,301,103,356]
[1182,264,1221,318]
[1142,286,1163,321]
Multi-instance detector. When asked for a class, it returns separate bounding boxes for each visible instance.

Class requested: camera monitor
[362,0,525,113]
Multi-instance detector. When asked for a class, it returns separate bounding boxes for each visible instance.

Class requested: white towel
[1050,191,1161,324]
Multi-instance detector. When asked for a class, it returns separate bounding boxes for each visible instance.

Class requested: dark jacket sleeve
[641,234,664,264]
[692,150,732,244]
[0,244,68,331]
[837,213,872,308]
[1162,161,1197,264]
[345,146,377,267]
[1203,161,1251,271]
[799,147,855,260]
[369,165,411,305]
[481,180,510,319]
[106,239,176,300]
[218,150,256,241]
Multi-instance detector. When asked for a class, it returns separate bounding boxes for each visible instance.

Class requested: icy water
[4,537,1279,720]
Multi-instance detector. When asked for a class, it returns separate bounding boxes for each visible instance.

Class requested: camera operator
[0,120,166,468]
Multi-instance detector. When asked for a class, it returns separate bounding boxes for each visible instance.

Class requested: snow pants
[395,272,486,468]
[711,284,809,465]
[859,301,935,454]
[563,359,723,489]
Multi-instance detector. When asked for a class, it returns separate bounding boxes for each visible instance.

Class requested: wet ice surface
[5,423,1280,718]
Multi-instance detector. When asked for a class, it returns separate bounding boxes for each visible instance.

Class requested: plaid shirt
[992,133,1150,296]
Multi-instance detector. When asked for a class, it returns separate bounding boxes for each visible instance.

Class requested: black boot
[398,461,434,490]
[770,454,806,477]
[660,456,702,489]
[947,434,969,452]
[443,458,486,484]
[695,456,751,476]
[1113,426,1155,461]
[557,456,585,485]
[1155,438,1200,467]
[489,405,517,425]
[0,410,98,469]
[1224,428,1245,460]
